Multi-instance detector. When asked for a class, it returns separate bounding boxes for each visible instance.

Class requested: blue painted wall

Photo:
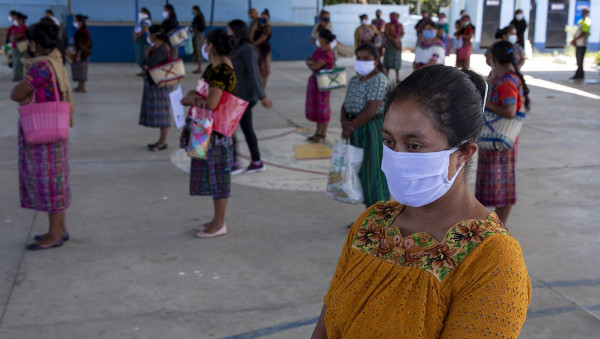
[88,24,315,62]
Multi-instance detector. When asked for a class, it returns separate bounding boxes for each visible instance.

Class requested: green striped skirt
[348,116,390,207]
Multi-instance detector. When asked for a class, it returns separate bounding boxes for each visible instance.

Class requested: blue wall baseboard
[87,25,315,63]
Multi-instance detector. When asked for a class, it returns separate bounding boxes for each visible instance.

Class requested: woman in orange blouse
[312,65,531,338]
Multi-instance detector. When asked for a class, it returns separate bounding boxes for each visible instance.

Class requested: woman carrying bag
[10,22,75,251]
[180,29,238,238]
[340,43,389,207]
[476,41,530,224]
[139,25,175,151]
[305,29,336,143]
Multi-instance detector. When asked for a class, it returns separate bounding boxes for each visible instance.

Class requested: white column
[500,0,516,27]
[534,0,548,47]
[590,0,600,47]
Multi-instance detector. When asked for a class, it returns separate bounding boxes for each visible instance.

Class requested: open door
[545,0,570,48]
[480,0,503,49]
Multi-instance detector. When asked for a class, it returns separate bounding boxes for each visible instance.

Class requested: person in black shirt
[509,9,527,48]
[190,5,206,73]
[161,4,178,35]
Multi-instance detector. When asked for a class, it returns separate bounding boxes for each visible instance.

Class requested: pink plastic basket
[18,62,70,145]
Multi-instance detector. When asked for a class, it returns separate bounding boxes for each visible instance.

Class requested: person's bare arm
[311,305,327,339]
[11,80,34,105]
[181,87,224,110]
[486,101,517,119]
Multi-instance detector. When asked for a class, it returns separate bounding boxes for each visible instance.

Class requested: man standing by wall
[570,7,591,80]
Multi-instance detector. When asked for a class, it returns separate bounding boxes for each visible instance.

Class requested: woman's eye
[407,143,422,150]
[383,137,395,148]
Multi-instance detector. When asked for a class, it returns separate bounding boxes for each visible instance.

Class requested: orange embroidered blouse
[324,201,531,338]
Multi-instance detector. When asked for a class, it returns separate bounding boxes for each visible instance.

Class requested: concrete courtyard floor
[0,53,599,338]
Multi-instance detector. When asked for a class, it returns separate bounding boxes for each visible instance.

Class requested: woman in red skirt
[305,29,336,143]
[476,40,530,224]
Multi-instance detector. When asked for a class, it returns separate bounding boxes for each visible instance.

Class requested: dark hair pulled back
[16,12,28,21]
[206,29,237,56]
[383,65,487,148]
[355,43,384,73]
[490,40,530,111]
[140,7,151,20]
[164,4,177,20]
[148,24,172,47]
[27,22,59,49]
[228,20,251,45]
[319,28,336,42]
[75,14,88,24]
[494,25,513,39]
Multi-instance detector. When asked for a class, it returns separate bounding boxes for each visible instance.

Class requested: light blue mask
[423,30,436,40]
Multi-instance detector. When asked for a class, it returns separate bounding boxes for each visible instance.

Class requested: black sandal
[307,134,326,143]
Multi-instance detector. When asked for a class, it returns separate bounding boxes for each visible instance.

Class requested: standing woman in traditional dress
[133,8,152,76]
[413,22,446,70]
[139,25,174,151]
[354,14,380,49]
[383,12,403,81]
[305,29,336,143]
[476,41,530,224]
[180,29,238,238]
[161,4,179,58]
[11,22,75,250]
[252,9,273,88]
[71,15,92,93]
[10,12,28,82]
[454,15,474,69]
[190,5,206,74]
[341,43,390,207]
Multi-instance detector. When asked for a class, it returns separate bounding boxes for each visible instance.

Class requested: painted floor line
[527,304,600,319]
[532,278,600,288]
[221,316,319,339]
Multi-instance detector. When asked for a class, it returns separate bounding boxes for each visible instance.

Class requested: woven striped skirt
[190,134,233,199]
[18,122,71,213]
[71,60,88,82]
[305,75,331,123]
[475,139,519,207]
[12,47,24,81]
[349,116,390,207]
[139,77,173,128]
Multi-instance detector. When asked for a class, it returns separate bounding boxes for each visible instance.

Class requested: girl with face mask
[354,14,380,50]
[454,15,475,69]
[383,12,404,81]
[305,29,336,143]
[133,8,152,74]
[477,41,530,224]
[494,25,525,71]
[413,22,445,70]
[180,29,238,238]
[340,43,390,208]
[510,9,528,48]
[139,25,175,151]
[312,64,531,338]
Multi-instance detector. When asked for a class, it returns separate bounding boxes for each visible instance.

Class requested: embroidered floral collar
[352,201,512,282]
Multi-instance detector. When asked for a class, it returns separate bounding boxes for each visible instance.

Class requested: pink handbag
[18,62,70,145]
[190,79,248,138]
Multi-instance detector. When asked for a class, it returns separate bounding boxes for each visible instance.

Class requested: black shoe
[27,239,64,251]
[570,75,584,80]
[149,143,168,151]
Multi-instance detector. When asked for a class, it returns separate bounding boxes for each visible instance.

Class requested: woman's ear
[457,141,478,168]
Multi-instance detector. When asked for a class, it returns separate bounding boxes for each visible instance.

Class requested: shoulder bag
[478,108,525,150]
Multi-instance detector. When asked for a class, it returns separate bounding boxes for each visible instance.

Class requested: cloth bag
[168,27,189,48]
[148,54,185,88]
[18,62,70,145]
[316,67,347,91]
[180,109,213,159]
[478,108,526,150]
[184,36,194,55]
[190,79,248,137]
[326,139,364,204]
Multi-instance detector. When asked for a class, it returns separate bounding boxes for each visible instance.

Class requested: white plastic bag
[326,139,364,204]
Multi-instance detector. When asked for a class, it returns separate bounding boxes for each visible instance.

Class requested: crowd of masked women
[9,6,533,337]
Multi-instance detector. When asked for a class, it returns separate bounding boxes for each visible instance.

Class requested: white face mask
[8,16,12,22]
[139,13,148,20]
[73,22,80,29]
[438,18,447,25]
[381,144,465,207]
[315,39,321,48]
[201,43,210,61]
[330,39,338,49]
[362,19,369,25]
[516,14,524,21]
[354,60,376,76]
[508,35,518,44]
[162,11,169,19]
[146,36,155,46]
